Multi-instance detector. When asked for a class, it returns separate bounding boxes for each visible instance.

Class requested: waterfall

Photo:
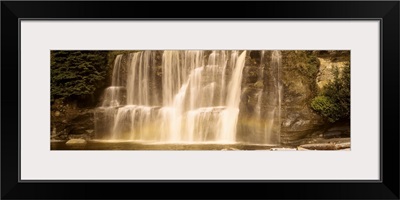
[263,50,282,144]
[236,50,281,145]
[94,50,280,144]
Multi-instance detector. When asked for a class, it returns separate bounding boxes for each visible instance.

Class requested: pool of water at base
[51,140,281,150]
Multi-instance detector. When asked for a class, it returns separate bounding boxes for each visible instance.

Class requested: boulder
[65,139,87,145]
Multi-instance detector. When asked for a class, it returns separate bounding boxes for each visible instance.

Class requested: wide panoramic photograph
[50,50,350,150]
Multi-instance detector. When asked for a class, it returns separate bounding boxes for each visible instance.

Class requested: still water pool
[51,140,279,150]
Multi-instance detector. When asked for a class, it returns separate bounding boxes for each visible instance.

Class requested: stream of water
[94,50,281,145]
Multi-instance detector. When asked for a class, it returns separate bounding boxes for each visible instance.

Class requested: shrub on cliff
[51,51,109,104]
[311,64,350,122]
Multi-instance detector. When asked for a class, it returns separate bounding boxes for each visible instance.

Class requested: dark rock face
[65,111,94,139]
[51,100,95,140]
[279,51,324,144]
[237,51,281,144]
[322,121,351,139]
[280,106,325,143]
[279,51,350,144]
[237,51,350,144]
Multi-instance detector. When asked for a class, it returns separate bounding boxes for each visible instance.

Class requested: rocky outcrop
[316,57,349,90]
[278,51,324,144]
[321,121,351,138]
[65,111,94,139]
[237,51,281,144]
[51,99,95,140]
[236,50,350,144]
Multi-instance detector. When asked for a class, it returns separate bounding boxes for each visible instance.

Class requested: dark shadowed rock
[65,111,94,137]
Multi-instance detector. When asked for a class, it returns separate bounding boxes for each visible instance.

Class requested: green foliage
[282,51,320,79]
[298,53,320,80]
[311,96,341,122]
[311,64,350,123]
[51,51,109,103]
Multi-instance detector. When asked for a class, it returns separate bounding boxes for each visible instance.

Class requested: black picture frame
[1,1,399,199]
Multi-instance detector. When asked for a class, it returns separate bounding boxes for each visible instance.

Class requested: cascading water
[237,50,281,145]
[262,50,282,144]
[94,50,280,144]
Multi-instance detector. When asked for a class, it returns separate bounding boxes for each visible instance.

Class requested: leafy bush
[311,96,341,122]
[51,51,109,104]
[311,64,350,122]
[298,53,320,80]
